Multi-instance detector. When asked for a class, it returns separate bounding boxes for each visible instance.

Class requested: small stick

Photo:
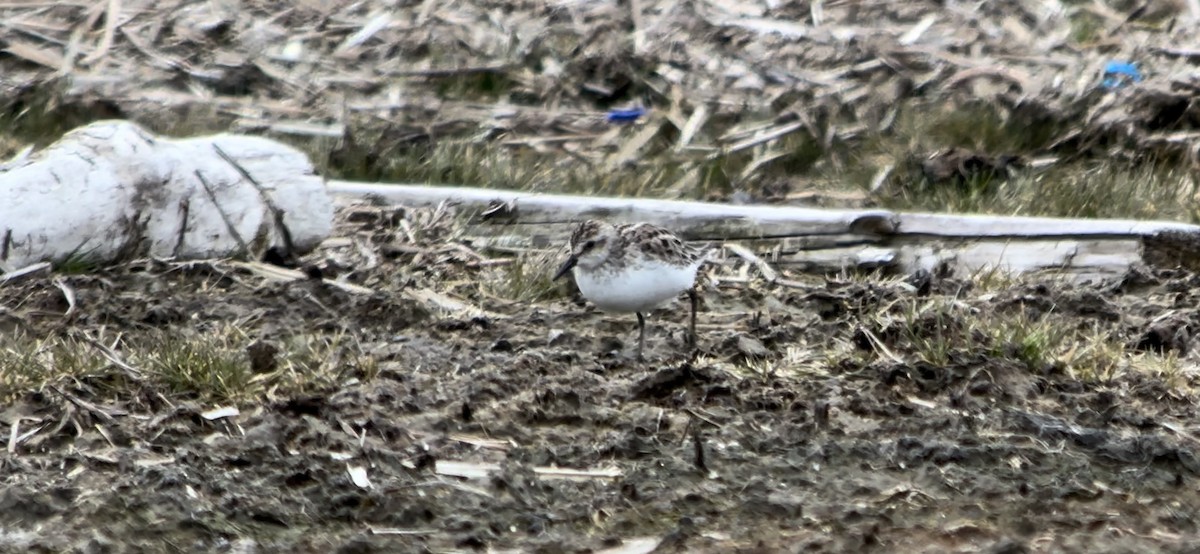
[687,288,699,348]
[636,312,647,362]
[194,170,251,259]
[213,144,297,257]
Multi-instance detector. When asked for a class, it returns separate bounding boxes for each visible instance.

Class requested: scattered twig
[51,386,125,423]
[53,277,76,316]
[1158,421,1200,447]
[1,38,64,69]
[201,406,240,420]
[94,423,116,448]
[713,121,807,159]
[404,287,506,319]
[447,434,515,450]
[857,325,905,365]
[79,331,145,380]
[212,144,297,258]
[435,460,623,481]
[118,26,186,71]
[385,63,513,78]
[227,260,375,295]
[869,164,895,194]
[684,407,721,428]
[722,243,778,283]
[7,420,18,453]
[1,262,52,284]
[80,0,120,66]
[368,528,437,536]
[675,105,708,152]
[335,11,392,54]
[195,170,253,259]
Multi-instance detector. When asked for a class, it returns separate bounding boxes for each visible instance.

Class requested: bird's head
[552,219,618,280]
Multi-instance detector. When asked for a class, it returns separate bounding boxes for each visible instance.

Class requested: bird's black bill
[552,255,578,281]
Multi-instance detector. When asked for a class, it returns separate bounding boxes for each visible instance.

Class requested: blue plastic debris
[606,107,646,123]
[1101,61,1142,90]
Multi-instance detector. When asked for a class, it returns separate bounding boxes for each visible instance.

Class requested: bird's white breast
[573,259,701,313]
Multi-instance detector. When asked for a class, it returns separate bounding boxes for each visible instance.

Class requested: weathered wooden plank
[466,228,879,254]
[326,182,1200,280]
[329,181,1200,240]
[326,181,899,239]
[887,239,1143,282]
[946,240,1141,276]
[776,246,899,271]
[899,213,1199,238]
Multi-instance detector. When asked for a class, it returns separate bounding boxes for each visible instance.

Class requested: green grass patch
[0,327,378,403]
[901,101,1065,154]
[0,332,110,402]
[434,71,515,100]
[133,326,378,401]
[875,295,1178,385]
[54,248,107,275]
[1068,10,1107,45]
[876,160,1198,222]
[482,250,567,304]
[139,327,254,399]
[983,308,1075,370]
[317,134,737,199]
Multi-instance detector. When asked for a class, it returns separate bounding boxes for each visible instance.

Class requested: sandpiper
[553,219,709,361]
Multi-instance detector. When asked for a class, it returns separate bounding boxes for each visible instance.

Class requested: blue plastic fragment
[1101,61,1142,90]
[606,107,646,123]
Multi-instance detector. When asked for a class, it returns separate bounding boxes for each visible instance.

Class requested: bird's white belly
[573,261,699,313]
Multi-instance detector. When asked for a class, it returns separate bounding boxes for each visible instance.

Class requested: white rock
[0,120,333,270]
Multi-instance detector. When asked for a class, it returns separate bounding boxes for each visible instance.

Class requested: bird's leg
[636,311,646,362]
[687,287,698,350]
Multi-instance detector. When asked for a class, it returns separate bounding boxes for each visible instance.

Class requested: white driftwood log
[326,181,1200,281]
[0,120,333,271]
[326,181,899,238]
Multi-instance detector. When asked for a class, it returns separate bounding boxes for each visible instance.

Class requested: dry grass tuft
[0,326,379,403]
[482,250,567,304]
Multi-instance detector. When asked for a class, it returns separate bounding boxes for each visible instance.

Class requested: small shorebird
[552,219,709,361]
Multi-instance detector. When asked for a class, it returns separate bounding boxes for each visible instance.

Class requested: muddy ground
[1,206,1199,553]
[3,0,1200,550]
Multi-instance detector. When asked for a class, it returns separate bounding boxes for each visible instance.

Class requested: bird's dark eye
[582,240,596,250]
